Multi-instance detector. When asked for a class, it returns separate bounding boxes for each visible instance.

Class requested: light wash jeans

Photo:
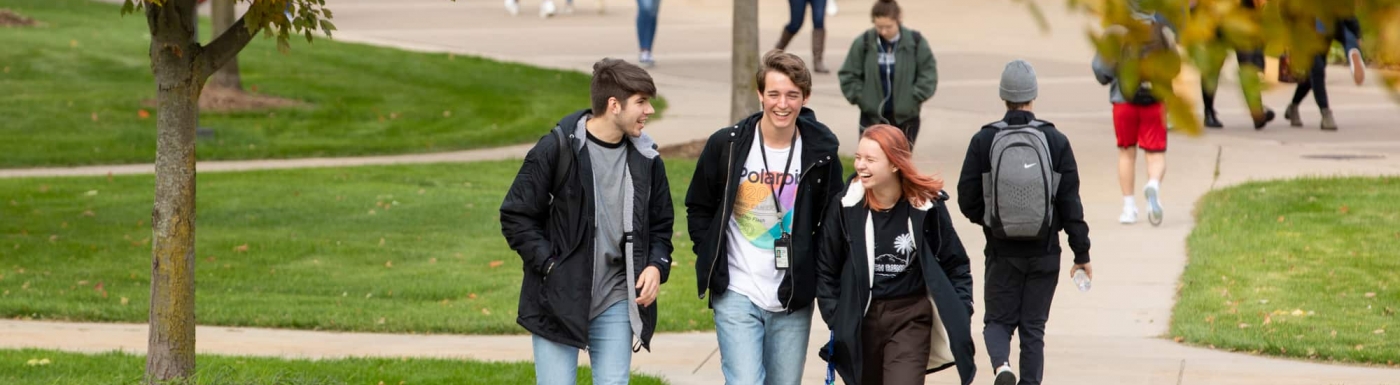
[712,291,813,385]
[532,300,632,385]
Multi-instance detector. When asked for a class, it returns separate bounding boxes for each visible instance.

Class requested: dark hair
[1005,100,1031,110]
[755,49,812,97]
[872,0,900,20]
[591,58,657,114]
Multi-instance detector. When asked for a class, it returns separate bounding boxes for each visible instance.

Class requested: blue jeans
[637,0,660,51]
[784,0,826,33]
[533,301,633,385]
[713,291,813,385]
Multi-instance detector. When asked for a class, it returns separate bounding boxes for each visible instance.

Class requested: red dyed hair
[861,125,944,210]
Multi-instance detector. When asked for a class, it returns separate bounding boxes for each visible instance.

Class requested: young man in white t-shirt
[685,49,844,384]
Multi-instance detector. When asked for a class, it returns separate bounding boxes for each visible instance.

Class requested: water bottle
[1073,269,1091,292]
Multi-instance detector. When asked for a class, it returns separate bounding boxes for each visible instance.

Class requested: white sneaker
[504,0,519,16]
[1120,206,1138,224]
[1145,184,1163,226]
[826,0,838,16]
[994,364,1017,385]
[639,51,655,68]
[1349,48,1366,86]
[539,0,557,18]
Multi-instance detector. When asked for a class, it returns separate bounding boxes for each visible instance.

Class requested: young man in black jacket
[956,60,1092,385]
[500,58,674,385]
[685,49,844,384]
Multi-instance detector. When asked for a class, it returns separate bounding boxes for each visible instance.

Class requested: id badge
[773,233,792,270]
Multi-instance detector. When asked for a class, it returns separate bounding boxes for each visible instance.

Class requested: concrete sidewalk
[5,0,1400,384]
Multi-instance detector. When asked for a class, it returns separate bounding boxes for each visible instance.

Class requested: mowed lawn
[0,160,713,334]
[0,0,664,167]
[1173,177,1400,365]
[0,348,669,384]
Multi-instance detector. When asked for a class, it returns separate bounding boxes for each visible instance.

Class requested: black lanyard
[756,125,798,222]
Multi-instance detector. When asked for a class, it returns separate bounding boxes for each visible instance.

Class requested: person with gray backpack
[956,59,1091,385]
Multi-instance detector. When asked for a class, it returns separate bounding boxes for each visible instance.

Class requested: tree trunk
[730,0,759,122]
[209,0,242,91]
[146,0,201,383]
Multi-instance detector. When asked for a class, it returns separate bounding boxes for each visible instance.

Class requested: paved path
[5,0,1400,384]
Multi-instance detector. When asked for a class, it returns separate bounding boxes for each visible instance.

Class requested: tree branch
[196,15,258,84]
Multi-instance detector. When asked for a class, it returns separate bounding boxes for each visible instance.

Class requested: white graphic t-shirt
[726,124,803,312]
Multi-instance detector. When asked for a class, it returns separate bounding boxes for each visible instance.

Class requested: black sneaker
[995,365,1017,385]
[1253,108,1276,130]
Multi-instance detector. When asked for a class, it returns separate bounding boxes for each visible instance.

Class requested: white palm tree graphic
[894,233,915,256]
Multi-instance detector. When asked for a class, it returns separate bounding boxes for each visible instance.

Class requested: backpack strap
[991,120,1045,130]
[551,126,574,194]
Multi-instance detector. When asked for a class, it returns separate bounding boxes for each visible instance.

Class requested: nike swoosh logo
[1023,163,1037,169]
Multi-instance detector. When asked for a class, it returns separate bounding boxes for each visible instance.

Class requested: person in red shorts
[1091,2,1169,227]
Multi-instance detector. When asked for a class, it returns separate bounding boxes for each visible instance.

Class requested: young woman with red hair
[815,125,976,385]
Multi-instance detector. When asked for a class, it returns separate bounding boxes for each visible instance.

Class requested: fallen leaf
[81,210,95,217]
[384,260,393,268]
[368,209,376,215]
[77,280,87,285]
[1262,314,1272,325]
[85,190,98,196]
[1173,336,1184,343]
[2,66,7,73]
[481,308,491,315]
[1291,309,1304,316]
[1238,323,1250,329]
[366,293,373,298]
[48,235,57,242]
[233,244,249,252]
[1375,329,1385,335]
[377,317,386,325]
[379,238,386,247]
[442,110,452,117]
[429,258,437,264]
[1277,216,1285,223]
[1365,292,1377,298]
[469,293,477,299]
[1355,344,1365,351]
[418,189,426,195]
[1331,330,1338,338]
[1259,299,1269,304]
[489,260,504,268]
[1339,205,1350,214]
[91,112,99,122]
[389,112,400,120]
[138,109,150,119]
[70,40,78,47]
[120,297,129,306]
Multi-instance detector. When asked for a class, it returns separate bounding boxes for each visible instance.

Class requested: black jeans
[983,254,1060,385]
[1291,54,1329,109]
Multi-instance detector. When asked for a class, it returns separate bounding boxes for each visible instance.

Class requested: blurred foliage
[1050,0,1400,135]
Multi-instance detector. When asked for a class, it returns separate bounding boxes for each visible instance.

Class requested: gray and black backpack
[983,120,1060,240]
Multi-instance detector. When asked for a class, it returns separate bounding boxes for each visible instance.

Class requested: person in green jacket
[838,0,937,147]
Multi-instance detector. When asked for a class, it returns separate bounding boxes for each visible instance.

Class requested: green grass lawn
[0,160,713,334]
[1173,177,1400,365]
[0,348,668,384]
[0,0,668,168]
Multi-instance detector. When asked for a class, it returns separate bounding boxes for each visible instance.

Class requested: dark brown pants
[860,294,932,385]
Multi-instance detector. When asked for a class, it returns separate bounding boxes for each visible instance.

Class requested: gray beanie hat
[1000,59,1038,103]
